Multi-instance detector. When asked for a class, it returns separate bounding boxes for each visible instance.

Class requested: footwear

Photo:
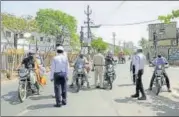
[62,101,67,105]
[168,89,172,92]
[54,104,61,107]
[138,96,146,100]
[131,94,139,98]
[148,87,152,91]
[96,86,100,88]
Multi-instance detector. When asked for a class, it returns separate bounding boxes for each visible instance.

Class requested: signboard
[148,22,177,40]
[168,48,179,60]
[149,39,171,47]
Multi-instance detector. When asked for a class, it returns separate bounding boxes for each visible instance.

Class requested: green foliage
[1,13,37,33]
[35,9,77,39]
[158,9,179,23]
[123,48,132,55]
[114,46,120,55]
[138,37,148,49]
[70,33,80,51]
[91,37,108,52]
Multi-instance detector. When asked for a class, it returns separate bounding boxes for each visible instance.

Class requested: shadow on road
[1,91,22,105]
[67,85,98,93]
[29,95,53,100]
[114,90,179,116]
[118,84,134,87]
[27,103,54,110]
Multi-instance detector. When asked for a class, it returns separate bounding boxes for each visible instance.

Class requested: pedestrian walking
[131,47,147,100]
[50,46,69,107]
[92,49,105,89]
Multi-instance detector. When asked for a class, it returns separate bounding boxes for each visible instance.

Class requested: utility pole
[0,28,1,79]
[80,26,84,50]
[113,32,116,54]
[153,32,158,57]
[84,5,92,54]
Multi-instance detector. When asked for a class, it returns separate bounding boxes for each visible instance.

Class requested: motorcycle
[75,64,89,92]
[153,64,168,95]
[104,62,116,90]
[18,66,38,102]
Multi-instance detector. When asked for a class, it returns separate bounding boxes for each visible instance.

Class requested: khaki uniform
[93,53,105,87]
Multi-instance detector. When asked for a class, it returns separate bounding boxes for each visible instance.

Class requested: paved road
[1,62,179,116]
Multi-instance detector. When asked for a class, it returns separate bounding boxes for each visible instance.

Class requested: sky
[1,1,179,46]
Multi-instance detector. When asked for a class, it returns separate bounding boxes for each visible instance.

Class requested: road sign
[148,22,177,40]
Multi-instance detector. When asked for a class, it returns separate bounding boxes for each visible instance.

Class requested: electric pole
[153,32,157,57]
[84,5,92,54]
[113,32,116,54]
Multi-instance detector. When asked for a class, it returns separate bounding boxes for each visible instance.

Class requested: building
[1,28,71,53]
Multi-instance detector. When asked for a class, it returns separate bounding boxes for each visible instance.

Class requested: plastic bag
[30,71,36,84]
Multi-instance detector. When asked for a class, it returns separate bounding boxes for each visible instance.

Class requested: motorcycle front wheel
[108,77,113,90]
[18,81,27,103]
[155,78,162,95]
[76,78,81,93]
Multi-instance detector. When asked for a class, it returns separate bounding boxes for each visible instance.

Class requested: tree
[91,37,108,52]
[1,13,37,48]
[35,9,77,45]
[158,9,179,23]
[114,46,120,55]
[70,33,80,52]
[138,37,148,49]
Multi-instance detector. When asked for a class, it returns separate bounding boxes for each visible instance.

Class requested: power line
[102,1,126,24]
[100,19,158,27]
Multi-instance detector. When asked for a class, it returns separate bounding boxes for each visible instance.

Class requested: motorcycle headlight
[78,69,83,72]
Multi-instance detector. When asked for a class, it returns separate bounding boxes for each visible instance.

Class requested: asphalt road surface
[1,61,179,116]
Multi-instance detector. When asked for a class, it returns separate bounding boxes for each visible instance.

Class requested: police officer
[50,46,69,107]
[131,51,137,84]
[92,49,105,89]
[131,47,147,100]
[148,54,171,92]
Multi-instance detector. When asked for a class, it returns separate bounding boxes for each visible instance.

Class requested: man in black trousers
[131,47,147,100]
[50,46,69,107]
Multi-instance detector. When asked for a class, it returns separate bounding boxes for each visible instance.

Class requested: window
[20,34,24,38]
[6,31,11,38]
[40,37,43,41]
[47,38,51,42]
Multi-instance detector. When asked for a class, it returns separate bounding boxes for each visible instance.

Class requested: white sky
[1,1,179,46]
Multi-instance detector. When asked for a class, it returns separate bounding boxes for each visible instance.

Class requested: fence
[0,51,79,79]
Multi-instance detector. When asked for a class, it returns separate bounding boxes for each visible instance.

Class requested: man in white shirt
[50,46,69,107]
[92,49,105,89]
[131,47,147,100]
[131,51,137,84]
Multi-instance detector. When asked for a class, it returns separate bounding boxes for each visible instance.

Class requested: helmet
[57,46,64,51]
[158,54,162,58]
[28,49,35,56]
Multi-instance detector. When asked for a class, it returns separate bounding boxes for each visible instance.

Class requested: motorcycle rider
[70,53,90,88]
[16,49,40,94]
[105,50,115,65]
[148,54,171,92]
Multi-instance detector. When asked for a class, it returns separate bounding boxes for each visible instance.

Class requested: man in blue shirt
[148,54,171,92]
